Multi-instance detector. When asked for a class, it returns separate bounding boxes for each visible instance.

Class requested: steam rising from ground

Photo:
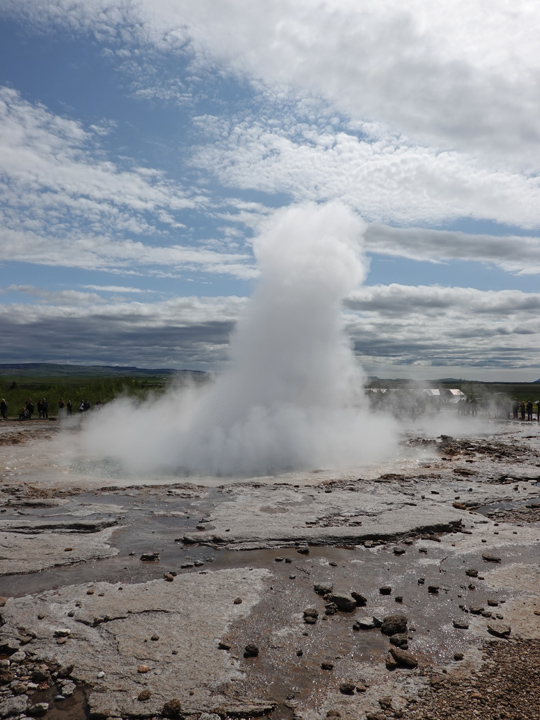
[81,202,398,476]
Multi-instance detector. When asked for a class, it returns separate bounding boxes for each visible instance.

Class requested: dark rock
[233,597,242,604]
[321,661,334,670]
[466,568,478,577]
[487,599,499,607]
[151,634,159,641]
[163,698,183,718]
[138,690,151,702]
[482,553,502,563]
[366,713,385,720]
[314,583,333,595]
[12,683,27,695]
[140,552,159,562]
[218,641,231,650]
[304,615,317,624]
[351,591,367,606]
[395,596,403,603]
[244,644,259,658]
[379,586,392,595]
[0,668,14,685]
[454,652,464,660]
[326,711,340,717]
[381,615,408,636]
[428,585,439,594]
[379,696,393,710]
[57,664,74,678]
[393,547,406,555]
[470,606,484,615]
[297,547,310,554]
[324,602,338,615]
[339,682,355,695]
[385,652,398,670]
[328,593,356,612]
[303,608,319,618]
[389,647,418,668]
[453,619,470,629]
[389,633,408,649]
[164,573,174,582]
[28,703,49,716]
[31,666,50,683]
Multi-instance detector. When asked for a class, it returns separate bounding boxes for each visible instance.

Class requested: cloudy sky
[1,0,539,380]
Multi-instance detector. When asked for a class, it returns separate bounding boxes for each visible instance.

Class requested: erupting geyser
[82,202,397,476]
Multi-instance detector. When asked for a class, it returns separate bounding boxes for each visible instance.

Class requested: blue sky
[1,1,539,380]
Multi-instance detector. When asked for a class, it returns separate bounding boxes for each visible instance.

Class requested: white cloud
[192,122,540,228]
[4,0,540,171]
[365,225,540,275]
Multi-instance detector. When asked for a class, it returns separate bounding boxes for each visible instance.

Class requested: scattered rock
[428,585,439,594]
[339,682,355,695]
[163,698,183,718]
[389,633,408,649]
[140,552,159,562]
[138,689,151,701]
[0,696,29,717]
[151,634,159,641]
[321,661,334,670]
[389,647,418,668]
[244,644,259,658]
[379,586,392,595]
[466,568,479,577]
[314,583,333,595]
[454,652,464,661]
[138,664,150,673]
[487,622,511,638]
[354,617,376,630]
[328,593,356,612]
[351,591,367,606]
[234,597,242,604]
[482,552,502,563]
[381,615,408,636]
[28,702,49,716]
[453,619,470,629]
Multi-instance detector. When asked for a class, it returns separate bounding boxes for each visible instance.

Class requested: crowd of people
[0,397,102,420]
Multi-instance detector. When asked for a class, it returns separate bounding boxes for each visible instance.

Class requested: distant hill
[0,363,204,378]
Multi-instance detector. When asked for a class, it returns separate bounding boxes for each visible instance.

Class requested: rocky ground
[0,416,539,720]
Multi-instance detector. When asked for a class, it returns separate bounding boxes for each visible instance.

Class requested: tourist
[526,400,533,421]
[67,400,73,416]
[0,398,6,419]
[37,399,43,418]
[58,398,65,419]
[25,398,34,417]
[520,401,526,420]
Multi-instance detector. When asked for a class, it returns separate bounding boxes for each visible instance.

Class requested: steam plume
[81,202,397,476]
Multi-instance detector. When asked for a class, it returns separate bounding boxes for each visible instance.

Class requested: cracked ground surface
[0,416,539,720]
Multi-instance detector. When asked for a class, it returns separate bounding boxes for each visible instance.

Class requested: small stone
[163,698,183,718]
[28,702,49,716]
[138,689,151,702]
[321,661,334,670]
[354,617,376,630]
[351,591,367,606]
[64,547,73,552]
[296,649,303,656]
[324,602,338,615]
[487,622,511,638]
[304,615,317,624]
[164,573,174,582]
[304,608,319,618]
[453,619,470,629]
[466,568,478,577]
[428,585,439,594]
[418,578,425,584]
[12,682,27,695]
[395,595,403,603]
[314,583,333,595]
[393,547,406,555]
[339,682,355,695]
[138,664,150,673]
[140,552,160,562]
[389,647,418,668]
[385,652,398,670]
[487,599,499,607]
[151,634,159,641]
[218,641,231,650]
[482,552,502,563]
[381,615,408,636]
[0,597,6,607]
[233,597,242,604]
[297,546,310,554]
[86,588,94,595]
[180,562,194,569]
[469,606,484,615]
[244,644,259,658]
[454,652,464,661]
[328,593,356,612]
[379,696,393,710]
[326,711,341,718]
[379,586,392,595]
[389,633,408,649]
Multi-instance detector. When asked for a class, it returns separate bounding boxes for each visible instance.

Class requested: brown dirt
[403,639,540,720]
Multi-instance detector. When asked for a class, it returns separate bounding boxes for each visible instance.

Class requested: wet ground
[0,416,539,720]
